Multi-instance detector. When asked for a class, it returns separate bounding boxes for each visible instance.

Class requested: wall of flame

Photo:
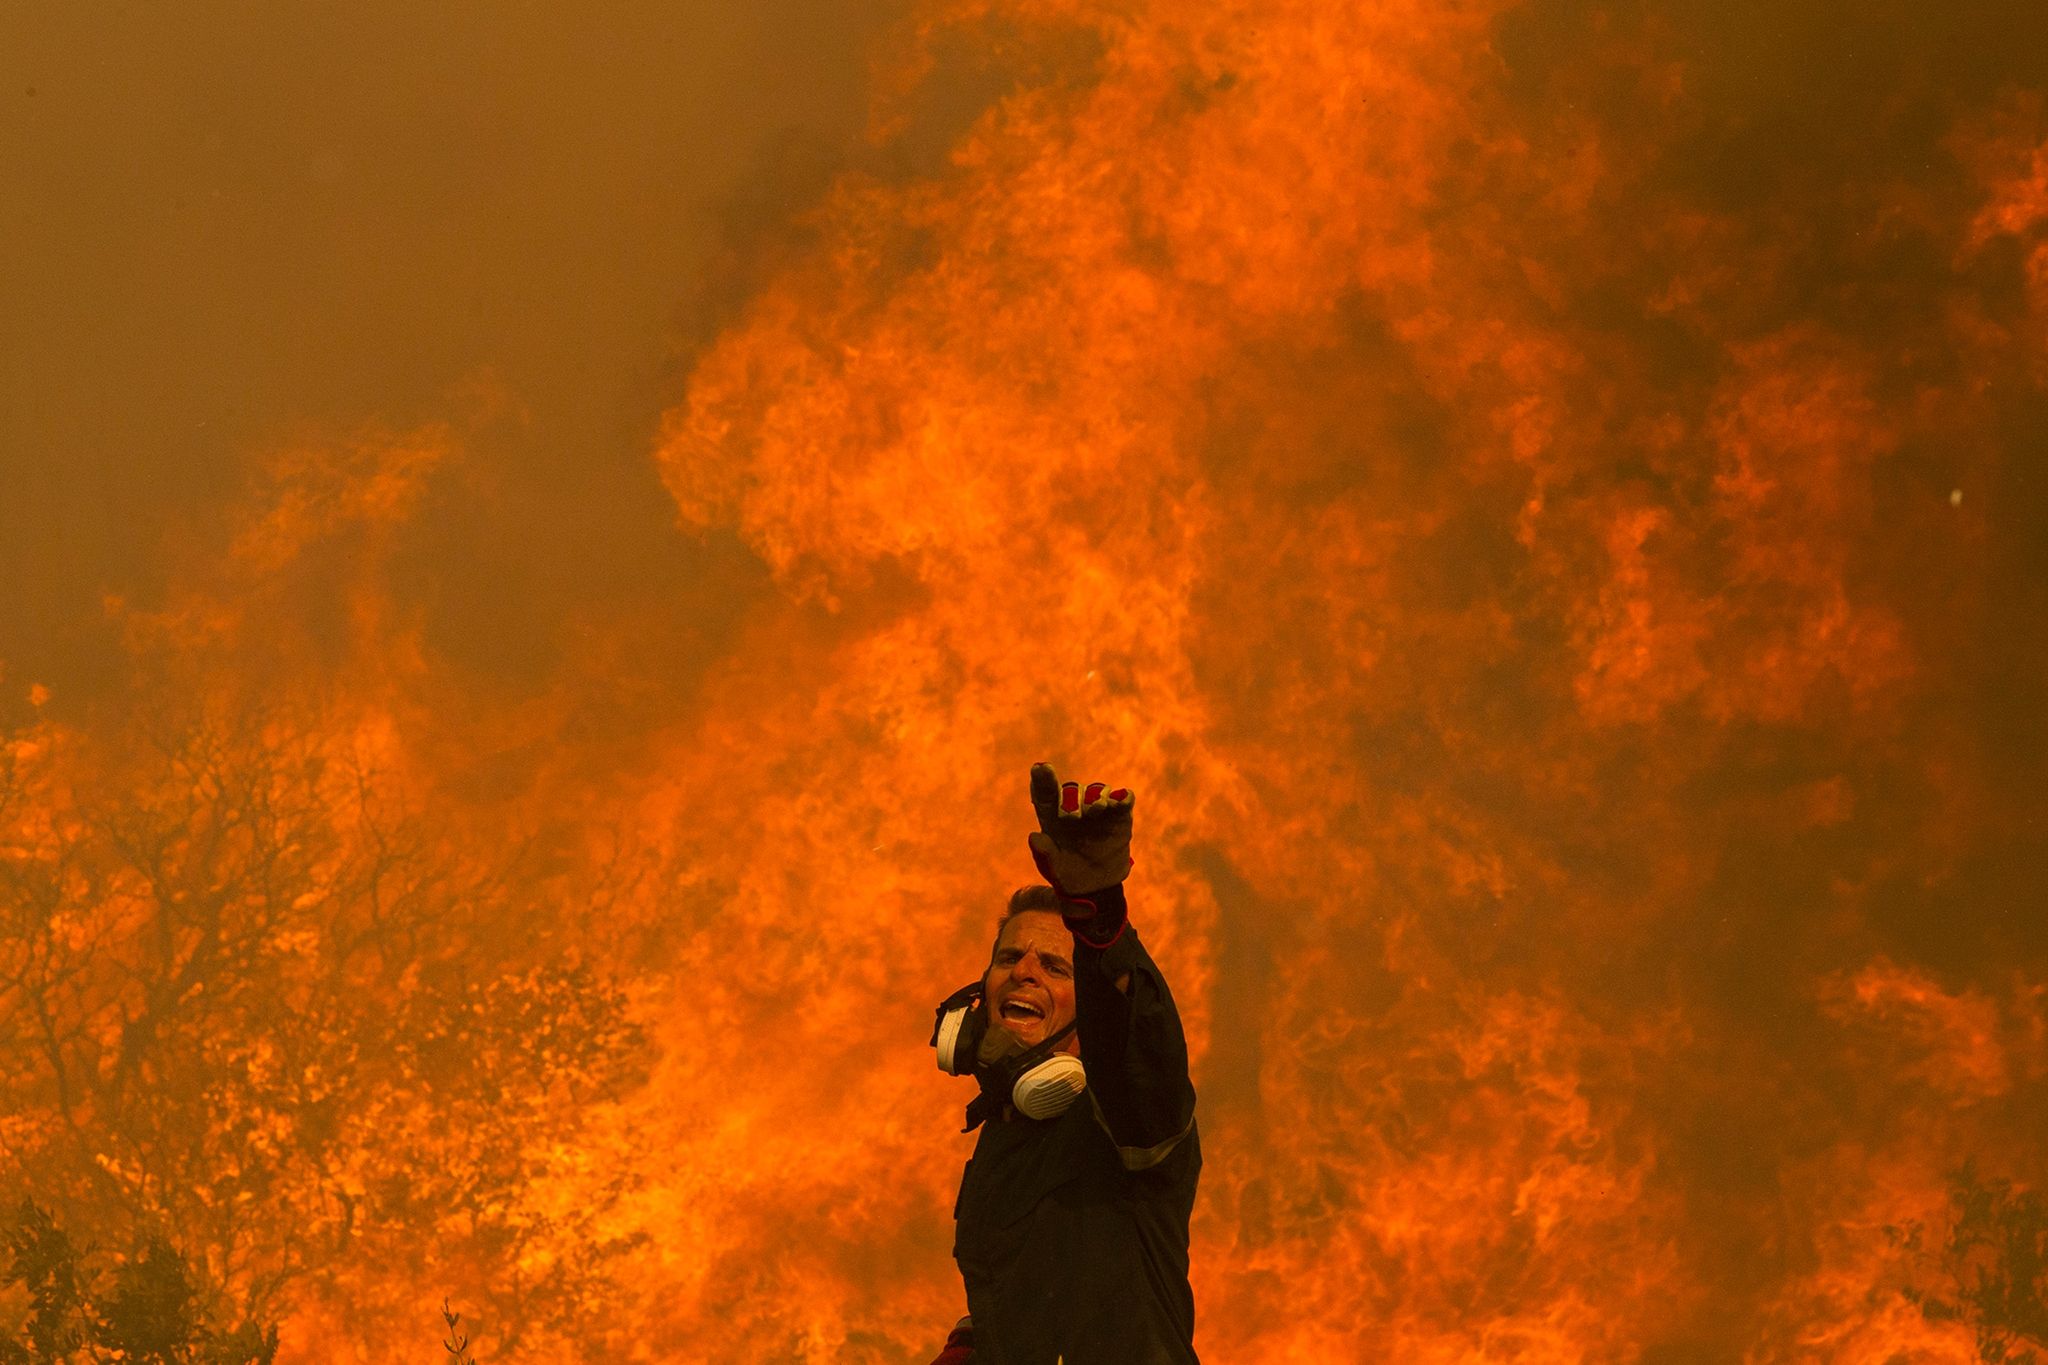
[5,0,2048,1360]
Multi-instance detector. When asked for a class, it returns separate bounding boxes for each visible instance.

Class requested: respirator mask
[930,981,1087,1131]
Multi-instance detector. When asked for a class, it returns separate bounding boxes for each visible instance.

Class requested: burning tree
[0,700,649,1358]
[1905,1167,2048,1365]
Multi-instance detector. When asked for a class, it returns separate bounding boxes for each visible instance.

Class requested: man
[929,763,1201,1365]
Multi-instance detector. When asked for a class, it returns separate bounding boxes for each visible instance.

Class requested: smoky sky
[2,0,916,710]
[9,0,2044,719]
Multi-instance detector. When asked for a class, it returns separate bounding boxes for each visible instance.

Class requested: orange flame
[4,1,2047,1361]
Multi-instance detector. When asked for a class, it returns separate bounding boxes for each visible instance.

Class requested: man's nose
[1012,951,1046,981]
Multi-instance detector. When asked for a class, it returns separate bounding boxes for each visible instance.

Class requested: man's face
[982,910,1078,1054]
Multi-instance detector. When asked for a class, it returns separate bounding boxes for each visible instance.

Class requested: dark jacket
[952,888,1200,1365]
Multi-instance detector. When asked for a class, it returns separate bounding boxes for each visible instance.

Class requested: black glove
[1027,763,1133,943]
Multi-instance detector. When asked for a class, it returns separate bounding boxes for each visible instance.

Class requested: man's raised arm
[1026,764,1197,1162]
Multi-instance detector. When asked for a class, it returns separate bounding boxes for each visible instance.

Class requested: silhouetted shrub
[0,1201,276,1365]
[1910,1165,2048,1365]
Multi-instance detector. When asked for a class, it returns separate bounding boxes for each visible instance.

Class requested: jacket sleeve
[1070,885,1197,1168]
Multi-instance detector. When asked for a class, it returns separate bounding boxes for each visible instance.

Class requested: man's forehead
[996,909,1072,957]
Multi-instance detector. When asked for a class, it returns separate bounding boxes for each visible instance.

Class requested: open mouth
[999,999,1045,1024]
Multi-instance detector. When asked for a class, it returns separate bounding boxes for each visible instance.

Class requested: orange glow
[4,1,2047,1361]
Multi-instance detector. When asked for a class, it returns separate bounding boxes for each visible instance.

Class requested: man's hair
[989,885,1064,959]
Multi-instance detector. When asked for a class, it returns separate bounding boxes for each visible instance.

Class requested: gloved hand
[1026,762,1134,900]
